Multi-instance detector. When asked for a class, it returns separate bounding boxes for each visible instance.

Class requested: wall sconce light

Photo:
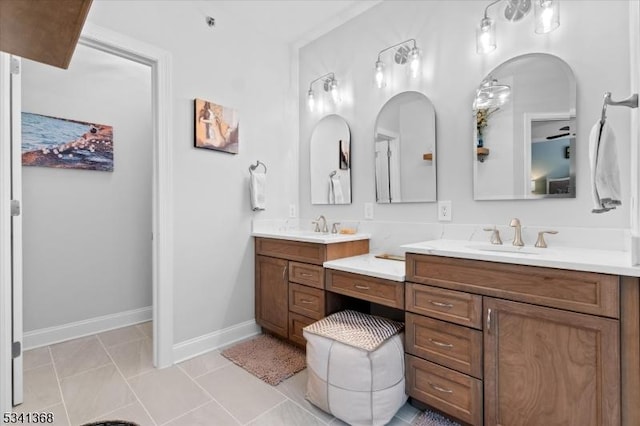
[373,39,421,89]
[307,72,341,112]
[473,76,511,109]
[476,0,560,54]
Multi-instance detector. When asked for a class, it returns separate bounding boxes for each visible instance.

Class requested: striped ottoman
[303,310,407,426]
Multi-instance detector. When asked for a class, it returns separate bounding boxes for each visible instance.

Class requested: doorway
[0,24,174,412]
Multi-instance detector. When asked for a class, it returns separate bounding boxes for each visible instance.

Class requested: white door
[10,55,23,406]
[0,53,22,411]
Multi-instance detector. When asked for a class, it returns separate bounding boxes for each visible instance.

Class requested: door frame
[0,23,174,412]
[78,23,174,369]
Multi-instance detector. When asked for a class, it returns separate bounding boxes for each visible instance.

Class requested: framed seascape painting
[21,112,114,172]
[194,98,239,154]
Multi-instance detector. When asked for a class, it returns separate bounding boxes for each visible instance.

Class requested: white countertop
[401,239,640,277]
[252,229,370,244]
[323,254,406,282]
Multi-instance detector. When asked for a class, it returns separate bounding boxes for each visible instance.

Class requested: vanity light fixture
[373,39,421,89]
[473,77,511,109]
[476,0,560,54]
[307,72,341,112]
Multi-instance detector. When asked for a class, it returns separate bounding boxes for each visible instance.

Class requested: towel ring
[601,91,639,125]
[329,170,337,178]
[249,160,267,174]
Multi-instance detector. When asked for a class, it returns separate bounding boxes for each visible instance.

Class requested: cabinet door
[255,255,288,338]
[484,297,620,426]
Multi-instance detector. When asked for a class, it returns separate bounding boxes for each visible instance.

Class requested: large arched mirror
[374,91,437,203]
[310,114,352,204]
[473,53,576,200]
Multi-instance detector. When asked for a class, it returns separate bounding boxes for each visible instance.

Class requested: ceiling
[200,0,382,47]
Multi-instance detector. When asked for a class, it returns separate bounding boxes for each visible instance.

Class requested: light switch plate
[364,203,374,220]
[438,200,452,221]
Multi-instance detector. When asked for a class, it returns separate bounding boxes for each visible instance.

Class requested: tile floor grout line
[184,360,232,381]
[241,398,289,426]
[47,345,72,426]
[87,401,139,423]
[156,399,214,426]
[96,333,148,351]
[270,379,333,425]
[174,363,243,426]
[96,336,159,426]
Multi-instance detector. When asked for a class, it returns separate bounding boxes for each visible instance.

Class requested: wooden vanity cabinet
[254,237,369,345]
[405,253,631,426]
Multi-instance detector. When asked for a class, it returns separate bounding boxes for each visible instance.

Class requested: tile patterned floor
[14,323,424,426]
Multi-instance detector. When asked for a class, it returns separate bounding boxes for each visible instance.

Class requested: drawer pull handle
[487,308,492,334]
[300,273,314,277]
[300,299,314,304]
[428,338,453,349]
[354,285,370,290]
[429,300,454,309]
[429,383,453,394]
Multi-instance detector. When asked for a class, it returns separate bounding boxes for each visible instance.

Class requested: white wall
[86,1,296,344]
[299,0,631,230]
[21,44,152,331]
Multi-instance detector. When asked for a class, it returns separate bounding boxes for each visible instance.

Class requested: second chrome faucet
[509,218,524,246]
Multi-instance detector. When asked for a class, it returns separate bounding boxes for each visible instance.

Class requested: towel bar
[600,92,639,124]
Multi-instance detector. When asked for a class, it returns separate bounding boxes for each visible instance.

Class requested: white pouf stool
[303,310,407,426]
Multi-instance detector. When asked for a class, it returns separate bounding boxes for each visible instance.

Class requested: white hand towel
[250,171,266,211]
[589,121,621,213]
[331,176,344,204]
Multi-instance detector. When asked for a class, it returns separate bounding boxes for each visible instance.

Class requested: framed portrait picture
[194,98,239,154]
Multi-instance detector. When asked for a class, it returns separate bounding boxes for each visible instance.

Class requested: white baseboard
[23,306,152,350]
[173,320,261,364]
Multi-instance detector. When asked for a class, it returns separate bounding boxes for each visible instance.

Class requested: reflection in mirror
[473,53,576,200]
[374,91,437,203]
[310,114,351,204]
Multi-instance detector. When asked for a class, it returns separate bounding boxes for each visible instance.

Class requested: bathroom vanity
[402,240,640,426]
[253,234,369,345]
[253,232,640,425]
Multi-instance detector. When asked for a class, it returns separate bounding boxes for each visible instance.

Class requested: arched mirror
[473,53,576,200]
[310,114,352,204]
[374,91,437,203]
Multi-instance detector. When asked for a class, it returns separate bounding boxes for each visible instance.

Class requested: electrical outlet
[364,202,374,220]
[288,204,297,218]
[438,200,452,221]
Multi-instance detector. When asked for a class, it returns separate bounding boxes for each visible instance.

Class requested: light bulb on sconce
[409,47,421,79]
[307,89,315,112]
[329,78,341,104]
[476,0,560,54]
[374,60,386,89]
[373,38,422,89]
[535,0,560,34]
[476,17,496,54]
[307,72,341,112]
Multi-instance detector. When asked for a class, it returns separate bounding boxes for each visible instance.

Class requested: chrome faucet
[313,215,329,233]
[509,218,524,246]
[483,226,503,245]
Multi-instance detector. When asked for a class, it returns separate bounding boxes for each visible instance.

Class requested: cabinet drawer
[289,283,325,320]
[406,254,619,318]
[256,238,325,265]
[406,313,483,379]
[289,262,324,289]
[289,312,315,347]
[326,269,404,309]
[406,283,482,329]
[406,354,482,426]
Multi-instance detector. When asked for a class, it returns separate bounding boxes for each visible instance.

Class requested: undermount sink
[466,244,542,255]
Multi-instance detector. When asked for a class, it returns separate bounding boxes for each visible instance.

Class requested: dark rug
[221,334,306,386]
[414,410,461,426]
